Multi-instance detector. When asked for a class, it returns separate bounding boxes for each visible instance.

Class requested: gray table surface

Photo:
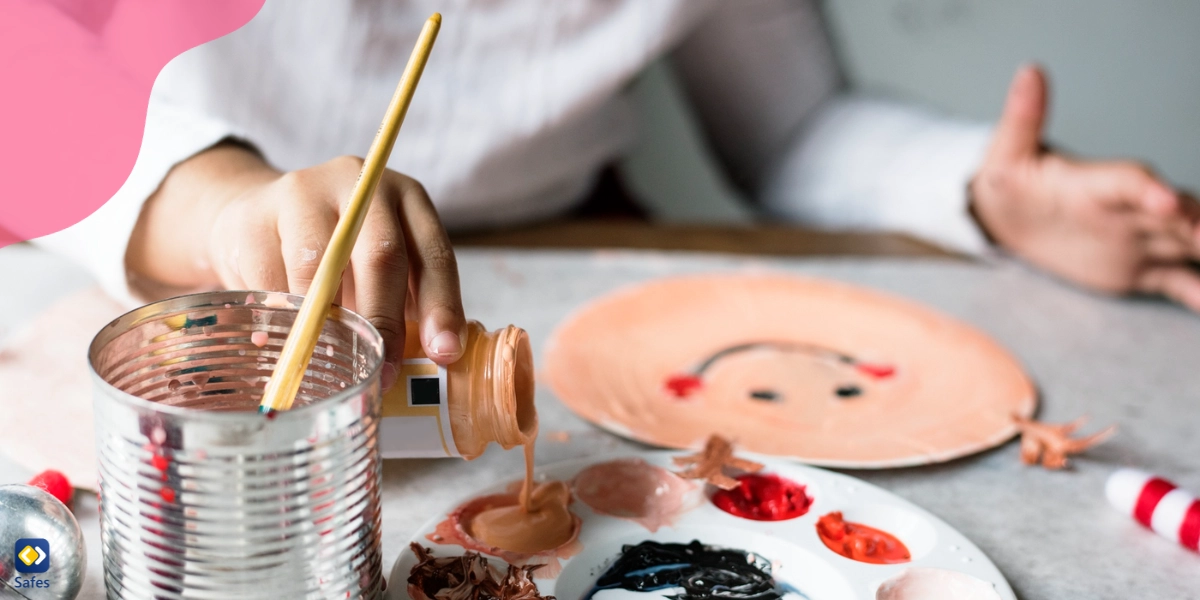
[2,244,1198,600]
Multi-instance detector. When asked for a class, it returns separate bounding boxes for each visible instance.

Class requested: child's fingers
[350,184,410,368]
[237,235,289,293]
[394,175,466,364]
[278,201,337,296]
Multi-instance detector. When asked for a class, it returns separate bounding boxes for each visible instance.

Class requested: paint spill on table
[572,458,698,531]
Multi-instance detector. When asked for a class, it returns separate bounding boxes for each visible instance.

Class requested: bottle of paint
[381,320,536,459]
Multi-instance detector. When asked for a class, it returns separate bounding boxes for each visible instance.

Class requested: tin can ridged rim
[86,290,383,422]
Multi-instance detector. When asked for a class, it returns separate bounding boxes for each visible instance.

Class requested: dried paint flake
[1013,414,1116,470]
[407,543,552,600]
[672,435,763,490]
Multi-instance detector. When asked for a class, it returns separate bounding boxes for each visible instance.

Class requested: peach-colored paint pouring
[543,274,1036,468]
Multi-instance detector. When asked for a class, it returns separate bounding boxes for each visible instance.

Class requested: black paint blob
[585,540,804,600]
[749,390,779,401]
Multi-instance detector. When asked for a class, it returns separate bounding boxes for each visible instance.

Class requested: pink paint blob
[572,458,698,532]
[262,293,291,309]
[876,568,1001,600]
[251,331,269,348]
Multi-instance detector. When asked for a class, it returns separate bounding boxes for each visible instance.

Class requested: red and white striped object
[1106,468,1200,551]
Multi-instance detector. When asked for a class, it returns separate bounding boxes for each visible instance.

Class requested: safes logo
[14,538,50,573]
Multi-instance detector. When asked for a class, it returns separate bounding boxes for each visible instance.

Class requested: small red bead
[27,470,73,506]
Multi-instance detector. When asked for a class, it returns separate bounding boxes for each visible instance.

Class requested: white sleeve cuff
[760,96,995,255]
[33,102,242,308]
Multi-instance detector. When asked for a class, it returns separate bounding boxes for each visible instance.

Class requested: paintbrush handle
[259,13,442,413]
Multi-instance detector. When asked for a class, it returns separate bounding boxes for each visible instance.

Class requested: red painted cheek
[711,473,812,521]
[665,374,703,398]
[855,363,895,379]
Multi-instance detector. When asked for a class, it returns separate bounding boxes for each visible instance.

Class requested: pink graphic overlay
[0,0,265,247]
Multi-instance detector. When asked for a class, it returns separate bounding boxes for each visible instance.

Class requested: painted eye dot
[749,390,779,401]
[835,385,862,398]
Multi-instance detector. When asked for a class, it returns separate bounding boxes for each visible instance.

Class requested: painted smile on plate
[665,341,895,402]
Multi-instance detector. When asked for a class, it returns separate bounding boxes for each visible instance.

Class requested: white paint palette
[387,452,1015,600]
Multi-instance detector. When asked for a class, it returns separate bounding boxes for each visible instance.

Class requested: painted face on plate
[545,274,1036,466]
[664,341,895,421]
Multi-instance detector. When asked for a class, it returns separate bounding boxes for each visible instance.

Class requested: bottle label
[379,358,461,458]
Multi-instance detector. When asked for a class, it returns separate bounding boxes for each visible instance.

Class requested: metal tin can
[88,291,384,599]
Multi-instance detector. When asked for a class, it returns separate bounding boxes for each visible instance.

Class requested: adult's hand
[971,65,1200,311]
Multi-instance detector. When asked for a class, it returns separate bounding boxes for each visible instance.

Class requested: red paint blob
[712,473,812,521]
[816,511,910,564]
[159,487,176,503]
[151,454,170,471]
[27,470,73,506]
[855,363,895,379]
[665,374,703,398]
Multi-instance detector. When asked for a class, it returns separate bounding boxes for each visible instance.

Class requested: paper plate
[543,274,1036,468]
[386,452,1015,600]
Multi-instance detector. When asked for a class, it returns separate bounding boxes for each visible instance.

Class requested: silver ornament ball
[0,484,86,599]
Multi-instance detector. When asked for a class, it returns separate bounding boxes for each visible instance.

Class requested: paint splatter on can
[89,291,385,598]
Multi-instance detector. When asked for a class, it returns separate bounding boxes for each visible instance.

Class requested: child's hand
[972,66,1200,312]
[128,144,466,382]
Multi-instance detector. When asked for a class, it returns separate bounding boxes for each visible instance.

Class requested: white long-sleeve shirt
[37,0,992,306]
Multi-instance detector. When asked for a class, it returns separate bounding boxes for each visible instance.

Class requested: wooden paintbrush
[258,13,442,413]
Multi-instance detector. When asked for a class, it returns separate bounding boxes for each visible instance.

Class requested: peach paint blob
[468,481,576,554]
[428,471,581,578]
[544,274,1037,468]
[816,511,911,564]
[711,473,812,521]
[572,458,697,531]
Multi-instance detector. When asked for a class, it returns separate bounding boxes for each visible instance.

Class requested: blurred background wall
[621,0,1200,223]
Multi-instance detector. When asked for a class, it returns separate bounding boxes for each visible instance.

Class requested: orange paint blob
[816,511,910,564]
